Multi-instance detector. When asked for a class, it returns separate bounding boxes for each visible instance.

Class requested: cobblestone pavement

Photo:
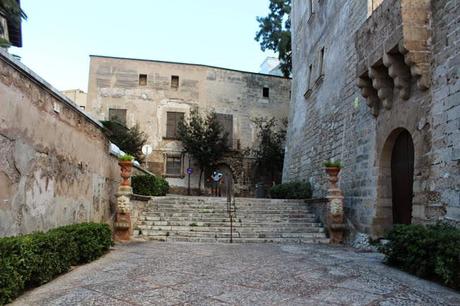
[11,242,460,306]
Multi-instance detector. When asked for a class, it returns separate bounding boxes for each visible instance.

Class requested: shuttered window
[171,75,179,89]
[216,113,233,148]
[108,108,127,126]
[166,112,184,139]
[165,155,182,176]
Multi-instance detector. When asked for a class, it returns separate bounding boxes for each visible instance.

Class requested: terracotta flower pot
[118,160,133,186]
[325,167,341,177]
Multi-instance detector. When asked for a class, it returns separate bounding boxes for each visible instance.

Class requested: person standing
[211,171,223,196]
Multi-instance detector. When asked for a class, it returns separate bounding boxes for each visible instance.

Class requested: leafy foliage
[324,159,342,168]
[177,108,229,191]
[381,224,460,289]
[270,181,312,199]
[250,117,287,184]
[119,154,134,161]
[101,121,148,161]
[132,174,169,196]
[0,223,112,305]
[255,0,291,77]
[0,0,27,48]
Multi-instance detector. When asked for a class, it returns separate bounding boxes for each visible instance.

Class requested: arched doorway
[391,130,414,224]
[373,128,415,236]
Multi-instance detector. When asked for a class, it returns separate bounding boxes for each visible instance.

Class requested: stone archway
[373,128,415,236]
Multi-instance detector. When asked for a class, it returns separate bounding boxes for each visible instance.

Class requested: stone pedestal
[325,167,346,244]
[114,161,133,241]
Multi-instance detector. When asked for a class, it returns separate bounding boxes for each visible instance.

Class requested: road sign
[186,168,193,175]
[142,144,153,156]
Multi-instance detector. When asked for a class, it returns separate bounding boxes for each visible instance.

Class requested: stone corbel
[399,41,431,90]
[369,66,394,110]
[383,52,411,100]
[357,76,380,116]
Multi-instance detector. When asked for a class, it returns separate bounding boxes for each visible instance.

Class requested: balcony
[355,0,432,116]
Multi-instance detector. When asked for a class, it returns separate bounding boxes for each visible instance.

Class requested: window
[308,64,313,89]
[309,0,314,16]
[171,75,179,89]
[263,87,270,98]
[318,47,325,78]
[216,113,233,148]
[166,111,184,139]
[139,74,147,86]
[165,155,182,176]
[109,108,127,126]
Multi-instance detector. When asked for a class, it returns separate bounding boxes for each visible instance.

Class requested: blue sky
[10,0,276,91]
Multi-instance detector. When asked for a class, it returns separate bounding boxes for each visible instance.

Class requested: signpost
[186,167,193,195]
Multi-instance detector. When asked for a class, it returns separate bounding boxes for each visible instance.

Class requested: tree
[101,121,148,161]
[0,0,27,48]
[255,0,291,77]
[250,117,287,184]
[177,108,229,193]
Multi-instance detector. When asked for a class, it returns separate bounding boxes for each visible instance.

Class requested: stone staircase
[134,196,329,244]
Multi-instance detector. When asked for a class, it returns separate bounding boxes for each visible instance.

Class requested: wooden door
[391,130,414,224]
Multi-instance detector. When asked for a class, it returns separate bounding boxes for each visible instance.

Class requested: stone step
[135,196,328,244]
[137,230,326,239]
[136,225,325,233]
[147,236,330,244]
[138,220,323,228]
[139,218,319,224]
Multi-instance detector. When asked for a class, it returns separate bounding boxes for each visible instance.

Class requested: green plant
[131,175,169,196]
[255,0,291,77]
[249,117,287,185]
[381,224,460,289]
[177,108,229,192]
[269,181,312,199]
[119,154,134,161]
[0,223,112,305]
[323,159,342,168]
[190,223,198,227]
[101,121,148,161]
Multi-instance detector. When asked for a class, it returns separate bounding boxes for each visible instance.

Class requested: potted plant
[324,159,342,177]
[118,154,134,186]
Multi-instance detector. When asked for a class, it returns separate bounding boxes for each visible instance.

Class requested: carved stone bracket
[357,76,380,116]
[355,0,432,117]
[369,65,394,110]
[383,52,411,100]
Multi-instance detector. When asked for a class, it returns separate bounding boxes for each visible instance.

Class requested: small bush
[0,223,112,305]
[132,174,169,196]
[269,181,312,199]
[381,224,460,289]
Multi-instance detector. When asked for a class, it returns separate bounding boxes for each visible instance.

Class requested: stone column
[114,160,133,241]
[325,167,345,244]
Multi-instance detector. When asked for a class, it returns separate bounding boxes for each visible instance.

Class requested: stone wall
[0,50,120,237]
[285,0,375,233]
[430,0,460,225]
[86,56,291,194]
[284,0,460,237]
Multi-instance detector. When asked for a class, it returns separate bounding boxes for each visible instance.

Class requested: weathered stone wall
[86,56,291,194]
[285,0,376,233]
[430,0,460,225]
[285,0,460,237]
[0,50,120,237]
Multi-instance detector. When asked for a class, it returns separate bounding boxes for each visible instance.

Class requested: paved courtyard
[11,242,460,306]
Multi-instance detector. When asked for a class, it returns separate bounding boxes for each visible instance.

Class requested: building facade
[61,89,87,110]
[284,0,460,237]
[87,55,291,195]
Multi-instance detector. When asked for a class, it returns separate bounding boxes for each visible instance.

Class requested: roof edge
[89,54,291,80]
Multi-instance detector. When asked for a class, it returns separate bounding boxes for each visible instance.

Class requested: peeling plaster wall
[0,51,120,237]
[86,56,291,192]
